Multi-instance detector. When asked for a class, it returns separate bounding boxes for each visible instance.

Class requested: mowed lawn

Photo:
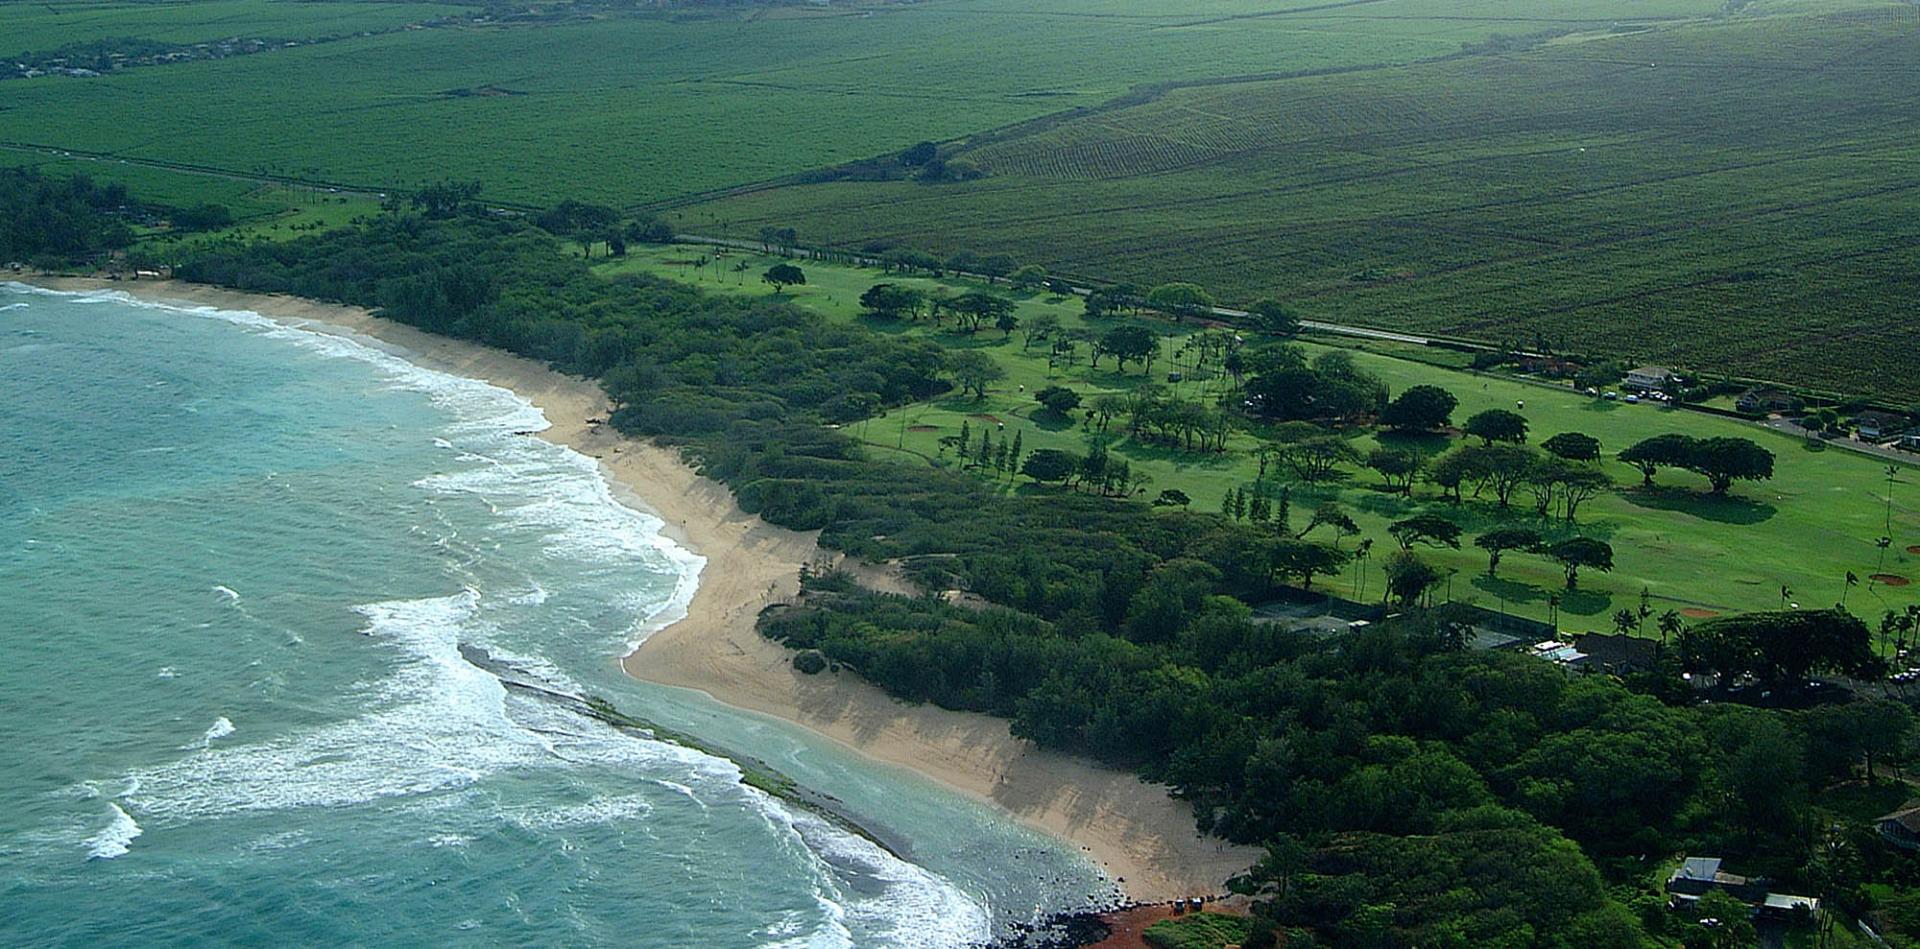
[598,245,1920,631]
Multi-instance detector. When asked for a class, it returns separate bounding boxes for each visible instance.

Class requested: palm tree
[1656,610,1684,647]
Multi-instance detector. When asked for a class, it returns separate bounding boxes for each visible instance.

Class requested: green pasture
[2,0,464,53]
[0,0,1732,209]
[690,5,1920,402]
[601,245,1920,632]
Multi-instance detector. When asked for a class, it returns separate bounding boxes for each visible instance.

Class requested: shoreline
[15,275,1259,903]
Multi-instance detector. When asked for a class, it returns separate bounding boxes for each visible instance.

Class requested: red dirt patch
[1872,574,1912,587]
[907,425,940,432]
[1680,608,1720,619]
[968,413,1004,424]
[1907,545,1920,555]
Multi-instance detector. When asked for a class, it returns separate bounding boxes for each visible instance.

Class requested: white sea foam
[183,717,237,751]
[212,585,240,602]
[762,803,992,949]
[11,282,998,944]
[85,804,142,860]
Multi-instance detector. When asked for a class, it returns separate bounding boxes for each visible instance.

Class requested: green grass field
[600,244,1920,631]
[0,0,1735,210]
[3,0,466,53]
[688,4,1920,402]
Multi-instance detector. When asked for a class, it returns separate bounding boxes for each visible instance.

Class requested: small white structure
[1625,366,1677,391]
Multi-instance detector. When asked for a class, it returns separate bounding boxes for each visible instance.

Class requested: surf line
[456,644,911,859]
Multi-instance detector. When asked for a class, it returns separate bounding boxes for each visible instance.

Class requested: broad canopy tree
[1541,431,1602,462]
[1475,527,1543,576]
[946,350,1004,399]
[1547,537,1613,590]
[1464,408,1530,445]
[1678,608,1883,688]
[1379,384,1458,432]
[762,263,807,294]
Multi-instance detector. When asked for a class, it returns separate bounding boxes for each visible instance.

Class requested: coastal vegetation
[10,0,1920,937]
[591,242,1918,630]
[141,193,1920,945]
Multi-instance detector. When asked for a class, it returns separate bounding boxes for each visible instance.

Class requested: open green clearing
[600,243,1920,630]
[0,0,1731,209]
[690,3,1920,401]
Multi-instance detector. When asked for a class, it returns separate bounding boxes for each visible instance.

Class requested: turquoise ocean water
[0,284,1112,947]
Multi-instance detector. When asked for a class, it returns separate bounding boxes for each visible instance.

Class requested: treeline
[166,195,1919,947]
[0,169,135,263]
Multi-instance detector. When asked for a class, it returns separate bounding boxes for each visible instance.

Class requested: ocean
[0,284,1112,947]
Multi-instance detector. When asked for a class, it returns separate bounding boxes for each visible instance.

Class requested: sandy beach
[21,275,1259,902]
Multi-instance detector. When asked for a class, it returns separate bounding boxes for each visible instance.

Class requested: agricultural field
[690,3,1920,402]
[0,0,1731,210]
[2,0,467,53]
[598,243,1920,632]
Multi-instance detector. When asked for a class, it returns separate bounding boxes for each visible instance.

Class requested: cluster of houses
[1666,857,1820,924]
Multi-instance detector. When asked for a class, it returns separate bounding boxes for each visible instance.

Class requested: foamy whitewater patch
[183,717,237,751]
[85,804,142,860]
[10,282,1001,944]
[761,804,993,949]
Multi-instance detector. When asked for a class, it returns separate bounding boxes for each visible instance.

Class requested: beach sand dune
[27,276,1257,902]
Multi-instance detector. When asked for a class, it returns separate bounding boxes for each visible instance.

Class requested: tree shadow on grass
[1472,574,1550,604]
[1377,430,1454,456]
[1559,588,1613,616]
[1030,410,1076,432]
[1621,487,1776,525]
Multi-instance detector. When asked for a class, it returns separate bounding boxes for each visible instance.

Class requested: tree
[1366,447,1423,495]
[1022,312,1061,352]
[410,179,482,218]
[949,292,1015,333]
[1390,514,1463,551]
[1033,385,1082,416]
[1153,489,1191,508]
[757,226,798,255]
[1542,432,1601,462]
[1547,537,1613,590]
[762,263,806,294]
[1690,891,1756,949]
[1273,434,1360,483]
[1464,408,1529,445]
[1379,385,1458,432]
[946,350,1005,399]
[1618,433,1696,487]
[1246,297,1301,336]
[1475,528,1542,576]
[1551,463,1613,523]
[1685,436,1774,495]
[1269,539,1350,590]
[1145,282,1215,321]
[1384,552,1443,607]
[1455,442,1536,508]
[1099,325,1158,372]
[1297,501,1358,542]
[859,283,927,320]
[1008,264,1048,291]
[899,141,938,167]
[1678,608,1883,689]
[1021,448,1077,484]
